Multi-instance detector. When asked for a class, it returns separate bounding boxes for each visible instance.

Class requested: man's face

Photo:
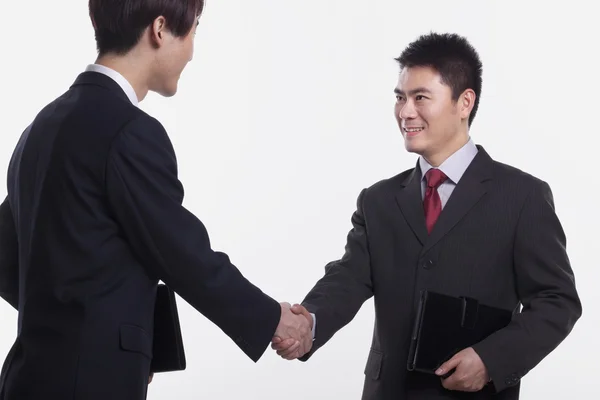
[394,66,467,163]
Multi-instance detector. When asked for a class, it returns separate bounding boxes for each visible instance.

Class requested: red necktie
[423,168,448,234]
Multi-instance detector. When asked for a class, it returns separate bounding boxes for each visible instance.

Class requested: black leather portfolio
[407,289,513,375]
[150,284,186,373]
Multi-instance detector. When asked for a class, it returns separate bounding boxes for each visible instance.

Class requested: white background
[1,0,597,398]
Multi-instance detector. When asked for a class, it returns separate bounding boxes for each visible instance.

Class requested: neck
[95,52,151,102]
[423,131,470,167]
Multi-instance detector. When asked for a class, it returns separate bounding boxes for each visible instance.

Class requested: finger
[271,337,296,351]
[291,304,310,318]
[440,367,464,391]
[441,364,471,392]
[291,304,313,332]
[436,355,462,376]
[290,303,303,312]
[441,375,457,391]
[272,336,282,344]
[282,340,305,360]
[271,338,296,350]
[281,348,300,360]
[277,341,300,358]
[280,302,291,309]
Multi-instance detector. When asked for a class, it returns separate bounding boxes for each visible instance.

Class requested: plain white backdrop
[1,0,597,398]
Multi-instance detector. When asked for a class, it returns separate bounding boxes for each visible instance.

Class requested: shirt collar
[85,64,139,106]
[419,138,478,184]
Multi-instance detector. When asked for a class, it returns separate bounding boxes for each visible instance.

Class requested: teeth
[405,127,423,132]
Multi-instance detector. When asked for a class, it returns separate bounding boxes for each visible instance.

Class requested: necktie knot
[425,168,448,189]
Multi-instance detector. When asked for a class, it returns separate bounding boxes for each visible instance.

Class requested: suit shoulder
[366,168,414,192]
[118,110,166,135]
[109,111,176,161]
[491,160,549,190]
[354,167,415,205]
[30,87,155,143]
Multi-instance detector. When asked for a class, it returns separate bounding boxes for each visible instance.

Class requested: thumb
[436,355,461,376]
[291,304,313,330]
[291,303,308,315]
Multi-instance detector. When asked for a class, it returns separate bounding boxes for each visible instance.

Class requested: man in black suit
[0,1,312,399]
[271,32,582,399]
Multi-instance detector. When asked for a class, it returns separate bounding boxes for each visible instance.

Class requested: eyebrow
[394,87,432,96]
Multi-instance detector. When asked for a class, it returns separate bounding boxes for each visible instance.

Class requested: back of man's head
[89,0,205,56]
[395,32,483,126]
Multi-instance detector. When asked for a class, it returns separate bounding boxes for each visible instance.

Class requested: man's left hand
[435,347,489,392]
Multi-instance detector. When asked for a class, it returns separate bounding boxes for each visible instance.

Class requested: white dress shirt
[418,138,479,207]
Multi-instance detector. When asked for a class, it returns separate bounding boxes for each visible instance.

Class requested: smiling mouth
[403,127,424,136]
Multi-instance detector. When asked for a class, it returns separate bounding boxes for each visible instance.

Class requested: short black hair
[395,32,483,126]
[89,0,205,56]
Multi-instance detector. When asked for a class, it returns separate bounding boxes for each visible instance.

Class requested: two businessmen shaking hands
[0,1,581,400]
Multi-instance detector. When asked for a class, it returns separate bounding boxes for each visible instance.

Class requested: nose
[398,99,417,120]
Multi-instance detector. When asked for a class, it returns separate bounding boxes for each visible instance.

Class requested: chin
[403,136,427,155]
[161,87,178,97]
[152,82,178,98]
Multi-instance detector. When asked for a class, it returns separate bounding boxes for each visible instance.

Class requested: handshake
[270,302,313,360]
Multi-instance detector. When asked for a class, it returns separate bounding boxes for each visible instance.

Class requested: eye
[416,95,426,100]
[395,95,405,102]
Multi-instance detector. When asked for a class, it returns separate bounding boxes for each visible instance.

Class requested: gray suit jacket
[300,146,581,400]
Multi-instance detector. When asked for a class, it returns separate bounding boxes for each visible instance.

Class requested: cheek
[172,47,191,72]
[414,106,434,130]
[186,38,193,57]
[418,104,449,128]
[186,34,196,59]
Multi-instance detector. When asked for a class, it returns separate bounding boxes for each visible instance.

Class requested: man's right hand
[273,302,312,359]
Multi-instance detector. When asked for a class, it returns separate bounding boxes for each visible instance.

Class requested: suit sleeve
[472,180,582,392]
[299,189,374,360]
[105,116,281,362]
[0,196,19,309]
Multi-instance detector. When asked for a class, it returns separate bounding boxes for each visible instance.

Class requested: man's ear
[149,16,167,48]
[459,89,476,121]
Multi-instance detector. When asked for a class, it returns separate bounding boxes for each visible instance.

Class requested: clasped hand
[435,347,490,392]
[271,303,313,360]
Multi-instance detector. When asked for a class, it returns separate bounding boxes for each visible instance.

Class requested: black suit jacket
[300,147,581,399]
[0,71,281,400]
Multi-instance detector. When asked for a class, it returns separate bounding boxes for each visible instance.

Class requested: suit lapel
[394,165,428,246]
[422,146,494,254]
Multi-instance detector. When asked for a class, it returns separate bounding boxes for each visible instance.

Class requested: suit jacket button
[423,260,434,269]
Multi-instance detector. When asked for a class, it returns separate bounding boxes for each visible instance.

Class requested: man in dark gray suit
[0,1,311,399]
[271,32,582,399]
